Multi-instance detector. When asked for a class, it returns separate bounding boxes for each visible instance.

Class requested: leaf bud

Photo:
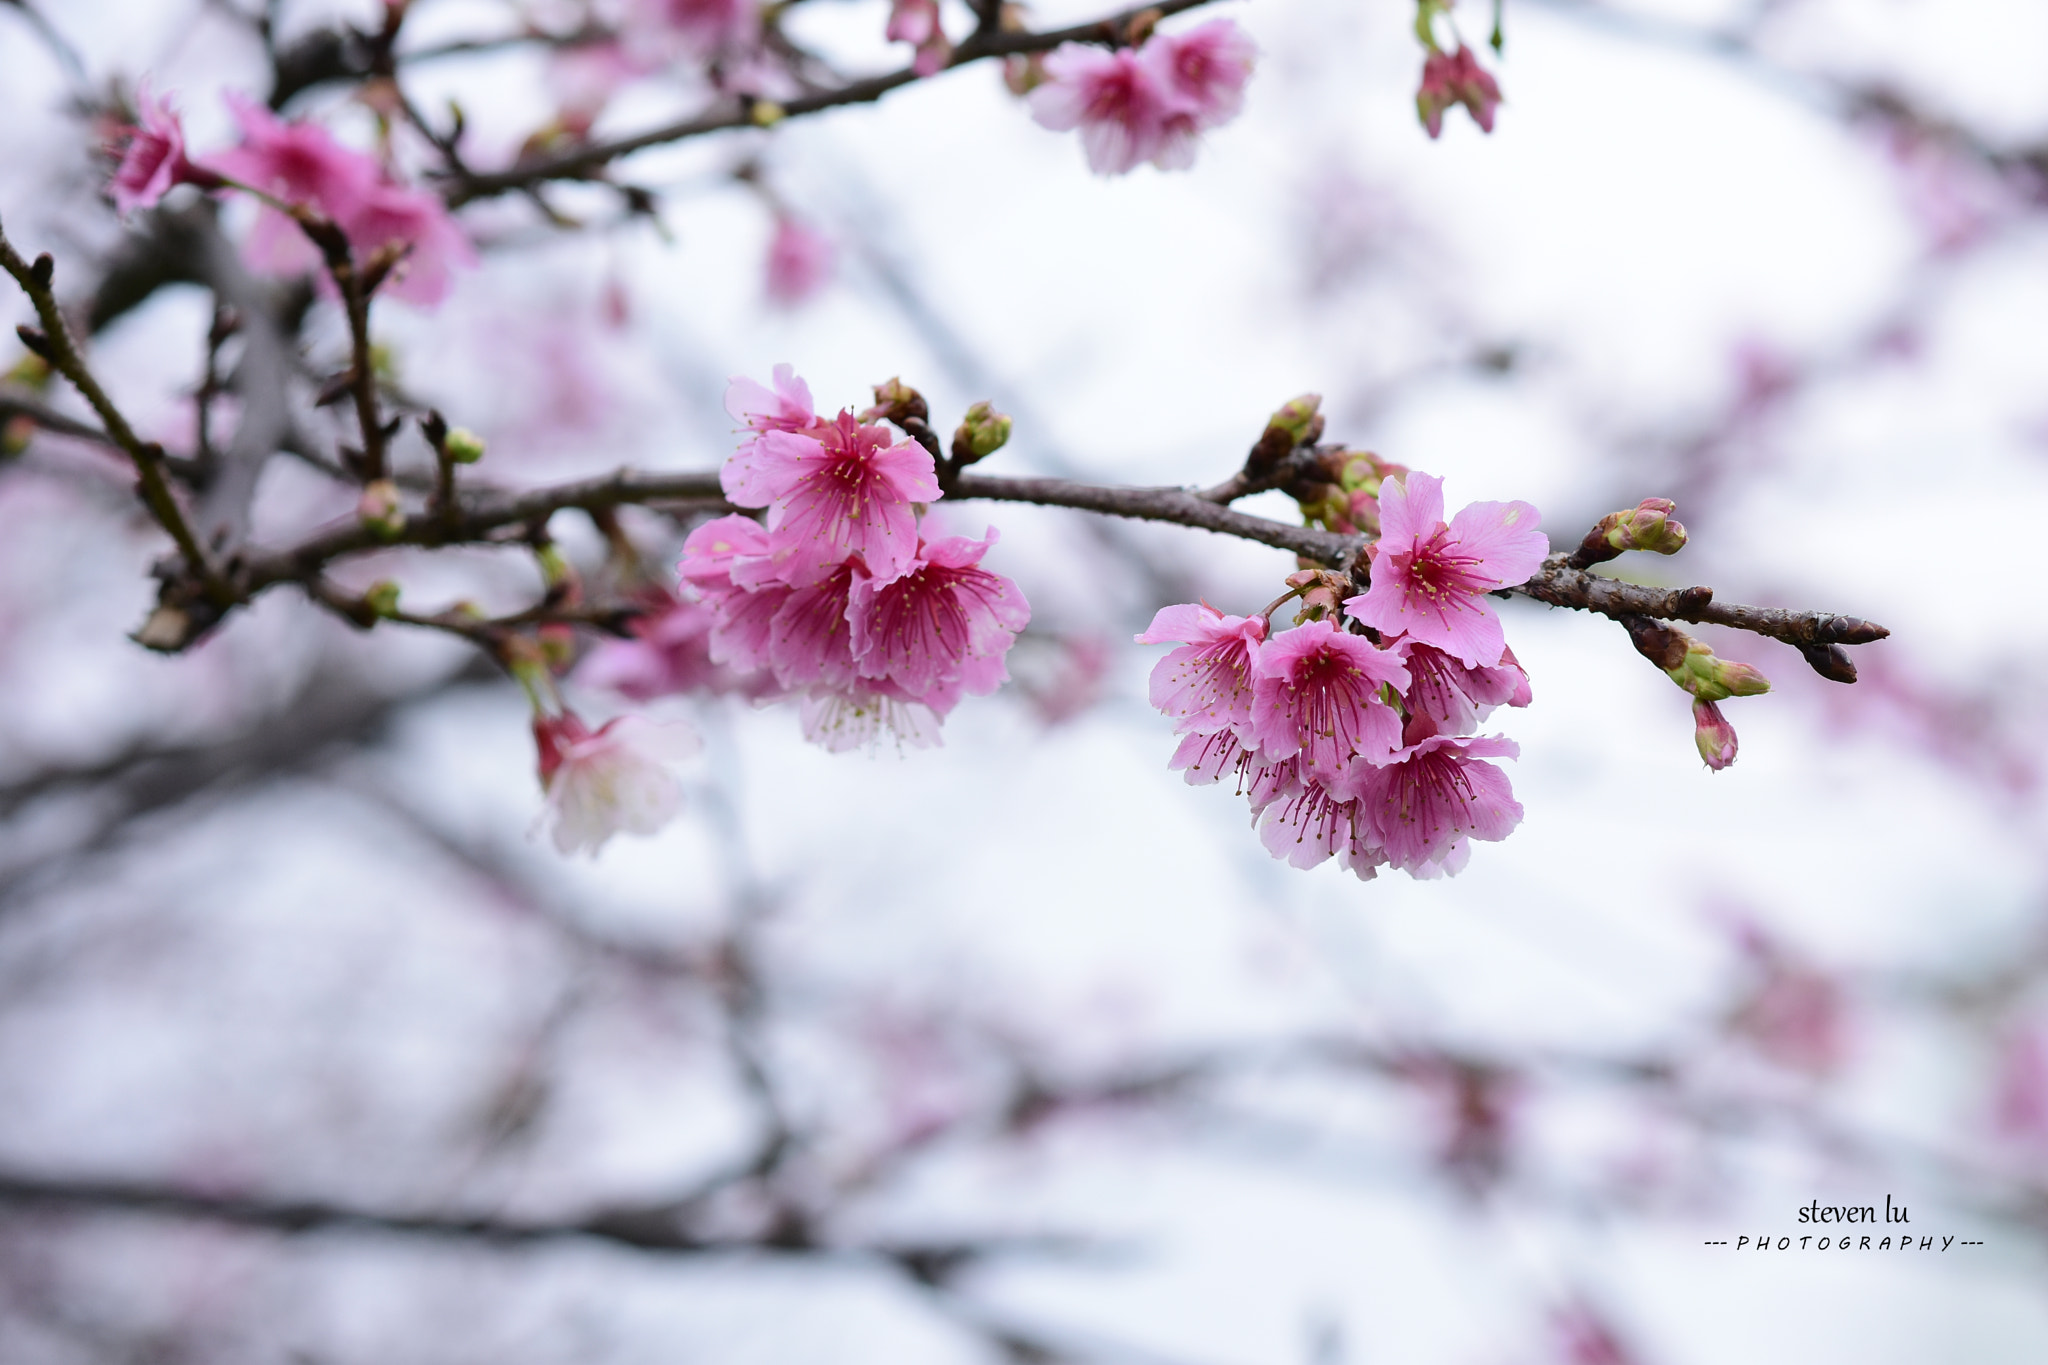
[951,401,1011,465]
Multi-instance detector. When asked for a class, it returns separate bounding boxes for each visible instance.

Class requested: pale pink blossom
[1728,949,1848,1077]
[1027,44,1180,175]
[1345,471,1546,668]
[799,685,945,753]
[532,711,700,855]
[339,179,477,305]
[725,412,941,584]
[1395,639,1531,735]
[107,84,209,215]
[633,0,760,56]
[1248,619,1409,785]
[765,217,834,306]
[578,593,769,700]
[1136,602,1267,737]
[887,0,952,77]
[1256,775,1384,880]
[849,529,1031,700]
[1354,725,1521,876]
[723,366,820,505]
[1994,1023,2048,1150]
[1139,19,1256,128]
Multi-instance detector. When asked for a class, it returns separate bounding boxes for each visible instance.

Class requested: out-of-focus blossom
[1345,471,1546,668]
[1729,951,1849,1078]
[1138,19,1256,128]
[632,0,760,57]
[532,711,700,855]
[209,94,472,305]
[1416,44,1501,139]
[1550,1299,1645,1365]
[578,594,759,700]
[764,216,834,306]
[1010,632,1111,726]
[106,84,211,215]
[1136,602,1267,737]
[1693,698,1737,769]
[1248,618,1408,785]
[547,41,651,137]
[1028,45,1181,175]
[1993,1023,2048,1150]
[799,685,944,752]
[1354,723,1522,877]
[849,530,1031,700]
[887,0,952,77]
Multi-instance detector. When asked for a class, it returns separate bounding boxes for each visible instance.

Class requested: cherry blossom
[723,411,941,584]
[799,684,945,753]
[1139,19,1256,128]
[765,217,835,306]
[532,711,701,855]
[887,0,952,78]
[1028,45,1181,176]
[1249,619,1409,785]
[106,84,209,216]
[849,530,1031,700]
[1354,724,1522,877]
[1396,639,1531,736]
[1345,471,1547,668]
[1136,602,1267,737]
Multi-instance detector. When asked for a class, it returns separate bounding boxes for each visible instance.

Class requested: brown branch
[0,386,116,448]
[1515,553,1890,655]
[0,220,230,604]
[445,0,1225,205]
[952,471,1362,565]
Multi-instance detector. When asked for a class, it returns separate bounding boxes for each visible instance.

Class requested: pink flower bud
[1415,45,1501,139]
[1693,699,1738,770]
[357,478,404,541]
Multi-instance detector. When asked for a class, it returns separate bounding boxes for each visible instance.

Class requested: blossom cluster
[585,367,1030,755]
[1027,19,1257,175]
[106,89,472,305]
[1140,472,1547,879]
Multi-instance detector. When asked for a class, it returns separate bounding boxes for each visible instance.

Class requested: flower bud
[1666,637,1770,703]
[444,427,486,464]
[1003,53,1047,97]
[1286,567,1350,623]
[363,579,402,618]
[861,377,928,425]
[1295,481,1354,535]
[538,622,577,673]
[951,400,1011,465]
[357,478,405,541]
[1,415,32,457]
[749,100,786,128]
[1693,699,1738,770]
[6,351,50,390]
[1266,393,1323,447]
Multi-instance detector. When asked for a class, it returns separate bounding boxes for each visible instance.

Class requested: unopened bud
[1,414,32,456]
[6,351,50,389]
[363,580,402,618]
[1267,393,1323,446]
[357,479,405,541]
[1295,482,1353,535]
[1003,52,1047,97]
[1581,497,1687,565]
[444,427,486,463]
[536,543,579,598]
[951,401,1011,465]
[750,100,787,127]
[1666,637,1770,702]
[1693,699,1738,770]
[862,377,928,425]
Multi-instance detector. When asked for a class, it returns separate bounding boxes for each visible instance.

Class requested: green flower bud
[444,427,486,464]
[357,479,405,542]
[1665,637,1770,703]
[363,580,402,618]
[951,401,1012,465]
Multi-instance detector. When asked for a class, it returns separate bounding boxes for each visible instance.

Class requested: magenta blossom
[726,412,941,584]
[768,559,863,690]
[1249,619,1409,785]
[1136,602,1267,737]
[107,84,211,215]
[1028,44,1182,175]
[1345,471,1547,668]
[1396,639,1531,735]
[1139,19,1256,128]
[849,529,1031,700]
[1354,725,1522,876]
[765,217,834,306]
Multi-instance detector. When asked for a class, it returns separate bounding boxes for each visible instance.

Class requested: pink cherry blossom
[1139,20,1256,129]
[1028,44,1181,176]
[633,0,760,56]
[724,412,941,584]
[676,513,789,675]
[1354,726,1522,876]
[767,559,862,690]
[107,84,209,216]
[1256,774,1384,880]
[1344,471,1547,668]
[765,216,834,306]
[1994,1023,2048,1150]
[340,179,477,305]
[849,529,1031,700]
[532,711,700,855]
[1396,639,1531,735]
[1248,620,1409,785]
[887,0,952,77]
[1416,44,1502,139]
[723,366,821,505]
[578,593,770,701]
[1136,602,1267,737]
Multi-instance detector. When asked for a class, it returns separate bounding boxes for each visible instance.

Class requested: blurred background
[2,0,2047,1360]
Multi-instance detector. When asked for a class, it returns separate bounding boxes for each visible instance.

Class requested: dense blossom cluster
[1028,19,1257,175]
[580,366,1030,758]
[1140,472,1547,880]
